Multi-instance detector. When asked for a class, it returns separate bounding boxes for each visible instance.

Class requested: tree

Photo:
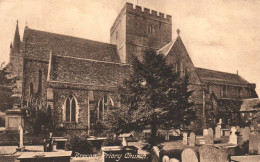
[21,96,52,135]
[104,49,195,146]
[0,62,17,112]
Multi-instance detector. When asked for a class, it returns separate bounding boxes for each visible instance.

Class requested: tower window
[65,94,77,122]
[222,85,227,98]
[38,70,42,94]
[29,82,33,96]
[148,24,154,34]
[237,87,242,98]
[97,95,114,120]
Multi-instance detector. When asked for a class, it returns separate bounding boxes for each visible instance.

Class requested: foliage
[102,136,122,146]
[68,133,97,156]
[21,97,52,134]
[0,62,17,112]
[104,49,195,146]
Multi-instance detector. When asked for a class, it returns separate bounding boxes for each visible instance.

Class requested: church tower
[110,3,172,63]
[8,20,23,94]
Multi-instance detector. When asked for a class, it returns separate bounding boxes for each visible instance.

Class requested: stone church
[7,3,257,132]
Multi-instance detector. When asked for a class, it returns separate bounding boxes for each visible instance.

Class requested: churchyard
[0,116,260,161]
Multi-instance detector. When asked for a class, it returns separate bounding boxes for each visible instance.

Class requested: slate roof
[49,55,130,87]
[195,67,250,86]
[23,27,120,62]
[157,41,174,56]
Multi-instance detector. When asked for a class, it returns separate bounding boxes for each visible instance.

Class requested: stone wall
[110,2,172,63]
[52,88,119,130]
[23,59,49,103]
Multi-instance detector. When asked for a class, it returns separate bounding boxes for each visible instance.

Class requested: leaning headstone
[241,127,250,141]
[205,128,214,145]
[189,132,196,146]
[181,148,198,162]
[249,131,260,154]
[170,158,180,162]
[162,155,170,162]
[183,132,188,145]
[203,129,208,136]
[229,127,238,145]
[199,145,228,162]
[215,125,221,138]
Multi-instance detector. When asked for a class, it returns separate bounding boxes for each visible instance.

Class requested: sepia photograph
[0,0,260,161]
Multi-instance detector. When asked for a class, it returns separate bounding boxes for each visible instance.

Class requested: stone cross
[228,127,237,145]
[176,28,181,35]
[183,132,188,145]
[217,118,222,125]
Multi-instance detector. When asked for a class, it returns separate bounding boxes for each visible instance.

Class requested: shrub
[103,136,122,146]
[67,134,97,156]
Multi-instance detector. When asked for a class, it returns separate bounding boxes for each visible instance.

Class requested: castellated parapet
[110,2,172,35]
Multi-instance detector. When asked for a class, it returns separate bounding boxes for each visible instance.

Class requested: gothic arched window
[65,94,77,122]
[97,95,114,120]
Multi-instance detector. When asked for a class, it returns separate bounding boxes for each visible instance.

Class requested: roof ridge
[195,67,240,76]
[53,54,130,66]
[26,27,116,47]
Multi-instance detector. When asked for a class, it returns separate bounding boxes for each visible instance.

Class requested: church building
[7,3,258,133]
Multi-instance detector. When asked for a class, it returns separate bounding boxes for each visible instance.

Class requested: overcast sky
[0,0,260,96]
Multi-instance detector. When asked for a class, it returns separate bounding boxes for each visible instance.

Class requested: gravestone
[17,126,25,151]
[169,158,180,162]
[181,148,198,162]
[183,132,188,145]
[241,127,250,141]
[203,129,208,136]
[249,131,260,154]
[189,132,196,146]
[205,128,214,144]
[199,145,228,162]
[152,146,160,159]
[215,125,221,138]
[162,155,170,162]
[229,127,237,145]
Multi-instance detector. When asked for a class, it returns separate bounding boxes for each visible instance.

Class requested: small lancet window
[148,24,154,34]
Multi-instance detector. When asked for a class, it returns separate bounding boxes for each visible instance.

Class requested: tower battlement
[125,3,172,21]
[110,2,172,35]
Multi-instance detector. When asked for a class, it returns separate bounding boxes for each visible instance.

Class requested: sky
[0,0,260,96]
